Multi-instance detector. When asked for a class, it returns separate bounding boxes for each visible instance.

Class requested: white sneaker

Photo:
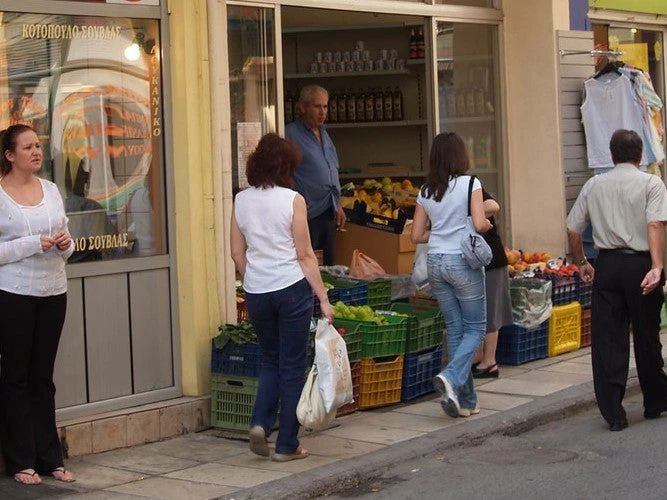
[458,405,480,417]
[433,374,460,418]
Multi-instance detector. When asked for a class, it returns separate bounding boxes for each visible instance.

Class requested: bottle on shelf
[409,28,418,59]
[284,91,294,123]
[365,88,375,121]
[465,87,476,117]
[374,87,384,121]
[356,89,366,122]
[392,86,404,121]
[416,27,425,59]
[475,87,486,116]
[328,90,338,123]
[456,89,467,118]
[383,87,393,122]
[347,88,357,122]
[338,89,347,122]
[445,83,456,118]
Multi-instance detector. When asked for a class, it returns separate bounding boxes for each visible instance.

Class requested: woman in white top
[231,133,333,462]
[0,124,75,484]
[411,132,491,419]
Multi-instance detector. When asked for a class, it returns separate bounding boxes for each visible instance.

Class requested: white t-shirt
[234,186,305,293]
[417,175,481,255]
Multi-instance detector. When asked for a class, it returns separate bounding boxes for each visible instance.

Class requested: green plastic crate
[334,314,407,358]
[210,374,258,432]
[389,302,444,354]
[366,278,392,309]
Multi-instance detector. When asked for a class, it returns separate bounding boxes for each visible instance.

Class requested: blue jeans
[246,278,313,454]
[427,253,486,409]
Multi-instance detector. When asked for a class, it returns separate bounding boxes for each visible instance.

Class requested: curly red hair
[246,133,302,188]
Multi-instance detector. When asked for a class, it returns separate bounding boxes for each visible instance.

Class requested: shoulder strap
[467,175,476,216]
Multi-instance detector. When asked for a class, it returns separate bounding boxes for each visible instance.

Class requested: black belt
[599,248,650,256]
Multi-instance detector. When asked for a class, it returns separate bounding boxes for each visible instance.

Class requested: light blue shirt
[286,118,341,220]
[417,175,481,255]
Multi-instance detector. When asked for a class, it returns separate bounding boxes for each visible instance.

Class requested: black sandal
[472,364,499,379]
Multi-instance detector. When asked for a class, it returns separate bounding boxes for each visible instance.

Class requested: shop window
[0,13,166,261]
[436,21,503,222]
[228,6,277,192]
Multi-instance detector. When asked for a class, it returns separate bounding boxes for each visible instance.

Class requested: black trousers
[308,206,336,266]
[0,290,67,475]
[591,250,667,425]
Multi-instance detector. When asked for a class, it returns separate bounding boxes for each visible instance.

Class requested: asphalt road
[325,391,667,500]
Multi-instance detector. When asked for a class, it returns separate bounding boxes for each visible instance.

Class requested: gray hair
[298,85,329,106]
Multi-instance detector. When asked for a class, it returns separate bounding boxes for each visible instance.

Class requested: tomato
[336,327,346,336]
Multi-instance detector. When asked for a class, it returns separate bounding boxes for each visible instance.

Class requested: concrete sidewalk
[0,334,659,500]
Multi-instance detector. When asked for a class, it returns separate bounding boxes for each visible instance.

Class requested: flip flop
[249,425,270,457]
[14,469,42,485]
[50,467,76,483]
[271,446,309,462]
[472,364,499,379]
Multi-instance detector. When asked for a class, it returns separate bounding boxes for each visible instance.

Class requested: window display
[0,13,166,261]
[436,21,502,226]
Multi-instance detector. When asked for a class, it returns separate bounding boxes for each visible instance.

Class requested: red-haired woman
[230,133,333,462]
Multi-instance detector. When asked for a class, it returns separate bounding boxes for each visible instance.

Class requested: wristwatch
[579,259,588,266]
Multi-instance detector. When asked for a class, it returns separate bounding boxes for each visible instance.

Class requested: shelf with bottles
[282,22,426,80]
[327,119,426,130]
[285,86,414,125]
[284,69,412,79]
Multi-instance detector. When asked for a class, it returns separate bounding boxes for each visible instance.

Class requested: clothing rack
[559,49,624,58]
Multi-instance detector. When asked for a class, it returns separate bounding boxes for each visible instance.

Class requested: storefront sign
[107,0,159,5]
[589,0,667,16]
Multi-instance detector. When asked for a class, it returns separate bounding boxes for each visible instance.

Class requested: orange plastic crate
[548,302,582,357]
[336,361,361,417]
[580,307,591,348]
[358,355,404,409]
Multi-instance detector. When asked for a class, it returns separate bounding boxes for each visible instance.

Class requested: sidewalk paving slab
[0,344,657,500]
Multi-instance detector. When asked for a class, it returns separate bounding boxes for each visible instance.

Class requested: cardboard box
[334,223,416,275]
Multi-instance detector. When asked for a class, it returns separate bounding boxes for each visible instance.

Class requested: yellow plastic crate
[548,302,581,357]
[358,355,404,409]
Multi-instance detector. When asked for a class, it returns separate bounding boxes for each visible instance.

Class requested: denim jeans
[427,253,486,409]
[245,278,313,454]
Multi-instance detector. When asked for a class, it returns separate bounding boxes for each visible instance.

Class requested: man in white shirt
[567,129,667,431]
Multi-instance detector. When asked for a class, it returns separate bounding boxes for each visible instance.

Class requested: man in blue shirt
[286,85,345,265]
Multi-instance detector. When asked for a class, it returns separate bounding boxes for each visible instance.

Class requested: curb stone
[219,374,642,500]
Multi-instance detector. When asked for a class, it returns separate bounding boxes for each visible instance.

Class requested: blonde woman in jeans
[411,132,491,418]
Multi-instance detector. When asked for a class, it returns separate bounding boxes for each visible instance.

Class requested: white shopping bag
[314,319,354,412]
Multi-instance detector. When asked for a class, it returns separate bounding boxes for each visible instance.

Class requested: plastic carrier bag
[314,319,353,412]
[509,278,553,329]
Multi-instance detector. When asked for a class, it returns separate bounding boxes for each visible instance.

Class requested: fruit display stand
[334,314,407,358]
[580,307,592,348]
[211,341,262,378]
[389,302,444,354]
[496,321,549,365]
[210,375,277,432]
[336,361,361,417]
[401,345,442,401]
[548,302,581,357]
[358,355,404,409]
